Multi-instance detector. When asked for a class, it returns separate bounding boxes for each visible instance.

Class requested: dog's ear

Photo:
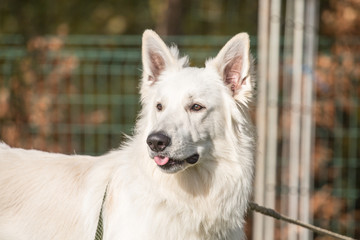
[210,33,252,103]
[142,30,176,85]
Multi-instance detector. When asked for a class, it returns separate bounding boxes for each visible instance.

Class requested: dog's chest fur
[104,172,242,239]
[100,140,249,240]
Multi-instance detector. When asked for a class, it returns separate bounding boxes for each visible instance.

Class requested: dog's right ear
[142,30,175,85]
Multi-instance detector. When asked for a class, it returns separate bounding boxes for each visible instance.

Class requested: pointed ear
[210,33,253,102]
[142,30,175,84]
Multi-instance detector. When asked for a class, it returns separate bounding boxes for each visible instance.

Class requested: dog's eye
[190,104,204,112]
[156,103,163,111]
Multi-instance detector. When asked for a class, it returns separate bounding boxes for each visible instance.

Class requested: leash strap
[95,186,107,240]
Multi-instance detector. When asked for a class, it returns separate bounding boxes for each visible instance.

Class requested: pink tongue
[154,156,170,166]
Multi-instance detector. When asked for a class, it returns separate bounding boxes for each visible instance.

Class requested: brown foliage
[0,35,109,153]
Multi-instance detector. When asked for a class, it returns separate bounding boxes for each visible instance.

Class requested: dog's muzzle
[146,132,200,173]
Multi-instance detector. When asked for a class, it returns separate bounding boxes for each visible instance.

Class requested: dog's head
[140,30,253,174]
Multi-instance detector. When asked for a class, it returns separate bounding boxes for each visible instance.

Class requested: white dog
[0,30,255,240]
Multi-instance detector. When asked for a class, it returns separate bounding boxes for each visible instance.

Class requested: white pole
[281,1,294,238]
[253,0,269,239]
[300,0,318,240]
[289,0,304,240]
[264,0,281,239]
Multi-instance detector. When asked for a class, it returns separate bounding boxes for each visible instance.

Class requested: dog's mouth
[153,154,199,173]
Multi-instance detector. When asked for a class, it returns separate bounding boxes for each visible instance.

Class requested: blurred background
[0,0,359,239]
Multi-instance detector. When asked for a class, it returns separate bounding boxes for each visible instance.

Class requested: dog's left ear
[210,33,252,103]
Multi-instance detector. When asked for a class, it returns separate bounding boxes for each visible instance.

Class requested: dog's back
[0,143,114,240]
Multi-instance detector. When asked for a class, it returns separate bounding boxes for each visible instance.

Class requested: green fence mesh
[0,34,358,239]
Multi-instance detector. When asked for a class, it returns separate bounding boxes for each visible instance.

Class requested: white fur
[0,30,255,240]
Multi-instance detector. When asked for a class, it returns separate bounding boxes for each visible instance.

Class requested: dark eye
[156,103,163,111]
[190,104,204,112]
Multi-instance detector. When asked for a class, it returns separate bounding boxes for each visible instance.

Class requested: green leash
[94,186,107,240]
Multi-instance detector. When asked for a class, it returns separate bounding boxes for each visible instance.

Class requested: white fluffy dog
[0,30,255,240]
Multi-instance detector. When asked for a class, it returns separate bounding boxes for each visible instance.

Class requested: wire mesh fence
[0,34,358,239]
[311,37,360,238]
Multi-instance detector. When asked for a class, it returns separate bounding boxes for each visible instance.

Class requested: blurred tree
[0,0,258,37]
[319,0,360,36]
[0,0,155,38]
[152,0,183,35]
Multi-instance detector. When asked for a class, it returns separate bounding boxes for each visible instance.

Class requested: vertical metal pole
[281,1,294,238]
[300,0,318,239]
[289,0,304,240]
[253,0,269,239]
[264,0,281,239]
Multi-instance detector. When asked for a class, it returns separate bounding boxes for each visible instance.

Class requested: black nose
[146,132,171,152]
